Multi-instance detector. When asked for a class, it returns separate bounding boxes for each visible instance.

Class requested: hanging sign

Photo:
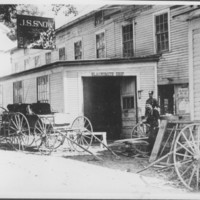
[17,15,56,49]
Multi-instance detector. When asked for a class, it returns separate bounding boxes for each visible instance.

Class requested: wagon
[0,102,94,155]
[133,120,200,191]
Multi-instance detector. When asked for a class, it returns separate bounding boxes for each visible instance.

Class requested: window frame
[13,81,23,104]
[24,58,29,70]
[37,75,49,103]
[95,10,104,26]
[34,55,40,67]
[95,30,106,59]
[122,23,134,57]
[122,95,135,110]
[153,9,171,54]
[59,47,66,61]
[45,52,52,64]
[74,40,82,60]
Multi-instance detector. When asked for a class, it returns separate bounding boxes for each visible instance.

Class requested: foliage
[0,4,78,41]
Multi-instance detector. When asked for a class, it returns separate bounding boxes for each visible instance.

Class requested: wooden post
[149,120,168,163]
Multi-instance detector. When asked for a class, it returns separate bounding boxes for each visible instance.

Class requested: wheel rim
[8,112,30,151]
[70,116,93,152]
[131,123,150,138]
[173,123,200,191]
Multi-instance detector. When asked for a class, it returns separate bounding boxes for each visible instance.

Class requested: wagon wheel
[131,122,150,138]
[173,123,200,191]
[8,112,30,151]
[70,116,93,152]
[132,140,150,156]
[34,117,64,155]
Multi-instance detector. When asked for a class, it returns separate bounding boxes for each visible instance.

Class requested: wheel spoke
[181,131,195,153]
[188,165,196,187]
[177,141,194,155]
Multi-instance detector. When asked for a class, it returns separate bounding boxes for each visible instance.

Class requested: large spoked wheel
[8,112,30,151]
[131,122,150,138]
[70,116,93,152]
[173,123,200,191]
[34,117,64,155]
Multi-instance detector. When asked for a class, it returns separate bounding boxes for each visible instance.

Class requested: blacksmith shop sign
[17,15,56,49]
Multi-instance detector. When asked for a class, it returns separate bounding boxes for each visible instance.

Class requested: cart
[0,102,118,159]
[135,121,200,191]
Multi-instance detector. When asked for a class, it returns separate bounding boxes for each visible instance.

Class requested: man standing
[146,90,159,109]
[143,104,160,154]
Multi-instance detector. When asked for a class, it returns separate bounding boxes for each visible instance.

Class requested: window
[24,59,29,70]
[96,32,105,58]
[13,81,23,103]
[45,52,51,64]
[74,41,82,60]
[37,75,49,103]
[95,11,104,26]
[122,96,134,109]
[155,12,169,53]
[59,47,65,61]
[122,24,134,57]
[34,55,40,67]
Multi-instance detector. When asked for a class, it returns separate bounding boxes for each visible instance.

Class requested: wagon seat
[30,102,71,129]
[7,103,31,116]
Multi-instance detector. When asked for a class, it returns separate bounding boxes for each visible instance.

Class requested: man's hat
[148,90,154,94]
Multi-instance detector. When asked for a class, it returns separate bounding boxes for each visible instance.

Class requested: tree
[0,4,78,41]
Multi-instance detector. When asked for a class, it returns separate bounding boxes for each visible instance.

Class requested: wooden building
[0,4,196,139]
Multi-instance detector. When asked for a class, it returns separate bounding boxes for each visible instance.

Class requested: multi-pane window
[34,55,40,67]
[24,58,29,70]
[96,32,105,58]
[45,52,51,64]
[122,96,134,109]
[37,75,49,103]
[13,81,23,103]
[155,12,169,53]
[95,11,104,26]
[59,47,65,61]
[74,41,82,60]
[122,24,134,57]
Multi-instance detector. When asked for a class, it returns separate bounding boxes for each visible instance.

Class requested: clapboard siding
[193,30,200,119]
[50,72,64,113]
[23,78,37,103]
[66,72,80,119]
[2,81,13,107]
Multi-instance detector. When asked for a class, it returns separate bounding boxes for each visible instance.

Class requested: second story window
[95,11,104,26]
[155,12,169,53]
[59,47,65,61]
[24,58,29,70]
[13,81,23,103]
[122,24,134,57]
[96,32,105,58]
[37,75,49,103]
[34,55,40,67]
[74,41,82,60]
[45,52,51,64]
[14,63,19,73]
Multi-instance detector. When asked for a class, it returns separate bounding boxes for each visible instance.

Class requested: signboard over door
[17,15,56,49]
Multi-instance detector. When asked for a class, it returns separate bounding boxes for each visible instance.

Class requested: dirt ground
[50,142,187,192]
[0,140,187,192]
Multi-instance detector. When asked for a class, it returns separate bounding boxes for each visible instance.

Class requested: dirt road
[0,149,198,199]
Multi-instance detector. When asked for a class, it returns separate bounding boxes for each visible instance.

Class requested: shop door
[120,77,137,138]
